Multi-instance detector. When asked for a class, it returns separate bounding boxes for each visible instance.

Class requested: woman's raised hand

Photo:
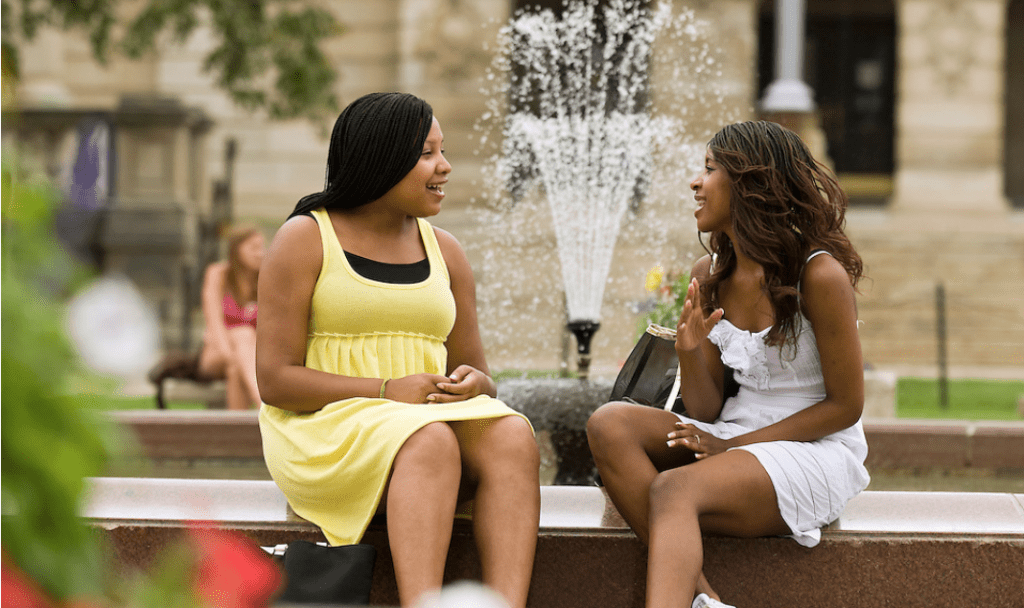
[675,278,725,352]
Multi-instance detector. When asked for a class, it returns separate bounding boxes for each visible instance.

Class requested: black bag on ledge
[267,540,376,605]
[609,324,680,409]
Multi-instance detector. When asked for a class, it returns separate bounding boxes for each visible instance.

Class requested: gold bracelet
[379,379,388,399]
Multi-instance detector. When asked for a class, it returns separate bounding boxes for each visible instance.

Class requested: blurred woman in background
[196,224,265,410]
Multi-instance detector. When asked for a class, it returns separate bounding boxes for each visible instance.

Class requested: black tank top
[297,209,432,284]
[345,251,430,284]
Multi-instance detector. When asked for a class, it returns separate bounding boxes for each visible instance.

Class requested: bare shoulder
[204,260,229,281]
[432,225,464,255]
[690,254,714,282]
[801,252,856,316]
[803,252,853,290]
[265,214,322,276]
[433,225,471,269]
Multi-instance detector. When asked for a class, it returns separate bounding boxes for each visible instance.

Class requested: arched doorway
[759,0,896,205]
[1006,0,1024,207]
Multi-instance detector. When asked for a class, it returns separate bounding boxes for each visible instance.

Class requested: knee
[223,357,240,378]
[586,402,633,457]
[649,469,695,516]
[483,416,540,472]
[399,422,461,475]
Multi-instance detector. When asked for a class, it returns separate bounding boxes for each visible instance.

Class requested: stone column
[760,0,815,112]
[893,0,1010,213]
[757,0,830,166]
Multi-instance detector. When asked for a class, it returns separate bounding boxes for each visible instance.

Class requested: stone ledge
[83,479,1024,608]
[863,418,1024,470]
[107,411,1024,470]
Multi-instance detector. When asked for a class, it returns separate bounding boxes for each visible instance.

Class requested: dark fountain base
[497,377,613,486]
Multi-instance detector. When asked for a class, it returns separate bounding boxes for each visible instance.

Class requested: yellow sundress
[259,208,530,546]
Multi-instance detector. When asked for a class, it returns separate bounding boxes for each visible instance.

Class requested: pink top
[223,293,257,329]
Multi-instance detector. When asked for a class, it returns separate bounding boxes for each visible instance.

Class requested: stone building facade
[4,0,1022,377]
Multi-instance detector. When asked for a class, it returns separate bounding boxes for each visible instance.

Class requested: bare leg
[196,342,227,381]
[588,403,741,604]
[646,450,789,608]
[223,360,249,410]
[226,326,260,407]
[450,416,540,608]
[385,423,463,607]
[587,402,693,543]
[197,342,247,409]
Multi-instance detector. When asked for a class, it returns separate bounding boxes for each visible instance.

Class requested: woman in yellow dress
[256,92,540,608]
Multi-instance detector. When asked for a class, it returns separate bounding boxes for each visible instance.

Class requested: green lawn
[896,377,1024,421]
[493,369,576,382]
[62,372,206,410]
[67,393,205,411]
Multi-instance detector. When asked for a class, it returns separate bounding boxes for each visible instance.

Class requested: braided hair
[698,121,863,348]
[289,92,434,218]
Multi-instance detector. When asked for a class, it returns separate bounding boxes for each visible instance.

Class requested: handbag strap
[663,370,682,411]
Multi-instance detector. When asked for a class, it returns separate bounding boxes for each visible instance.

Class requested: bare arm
[430,227,497,401]
[674,255,727,422]
[201,262,232,354]
[724,255,864,447]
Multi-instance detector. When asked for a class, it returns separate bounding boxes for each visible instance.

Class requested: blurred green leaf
[2,0,343,123]
[1,160,113,600]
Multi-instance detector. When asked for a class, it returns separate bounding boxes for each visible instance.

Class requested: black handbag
[609,324,680,409]
[267,541,376,605]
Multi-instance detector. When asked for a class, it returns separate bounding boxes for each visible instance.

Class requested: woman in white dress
[587,121,870,608]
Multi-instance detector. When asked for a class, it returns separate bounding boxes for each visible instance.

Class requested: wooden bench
[83,479,1024,608]
[146,351,226,409]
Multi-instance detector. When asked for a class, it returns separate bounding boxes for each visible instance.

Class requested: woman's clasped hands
[384,365,493,404]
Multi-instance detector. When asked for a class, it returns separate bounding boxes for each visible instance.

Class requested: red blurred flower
[188,527,282,608]
[2,553,55,608]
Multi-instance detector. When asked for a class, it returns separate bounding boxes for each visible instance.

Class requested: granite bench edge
[80,478,1024,540]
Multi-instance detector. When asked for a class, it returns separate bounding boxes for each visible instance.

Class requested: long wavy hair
[288,92,434,218]
[225,224,261,305]
[699,121,863,347]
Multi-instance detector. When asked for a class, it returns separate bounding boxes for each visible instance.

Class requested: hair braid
[289,92,434,218]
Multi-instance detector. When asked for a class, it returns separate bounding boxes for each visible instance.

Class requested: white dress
[673,253,870,547]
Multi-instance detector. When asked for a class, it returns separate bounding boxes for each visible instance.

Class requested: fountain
[476,0,725,379]
[474,0,730,483]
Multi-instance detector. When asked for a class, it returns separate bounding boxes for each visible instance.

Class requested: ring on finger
[695,434,701,444]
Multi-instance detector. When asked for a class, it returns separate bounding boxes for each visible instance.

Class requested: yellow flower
[645,264,664,293]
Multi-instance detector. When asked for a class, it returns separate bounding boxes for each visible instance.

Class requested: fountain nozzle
[567,320,600,381]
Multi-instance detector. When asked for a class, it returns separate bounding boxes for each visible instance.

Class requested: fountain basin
[497,377,613,485]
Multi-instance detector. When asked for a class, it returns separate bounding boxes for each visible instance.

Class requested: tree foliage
[2,0,342,122]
